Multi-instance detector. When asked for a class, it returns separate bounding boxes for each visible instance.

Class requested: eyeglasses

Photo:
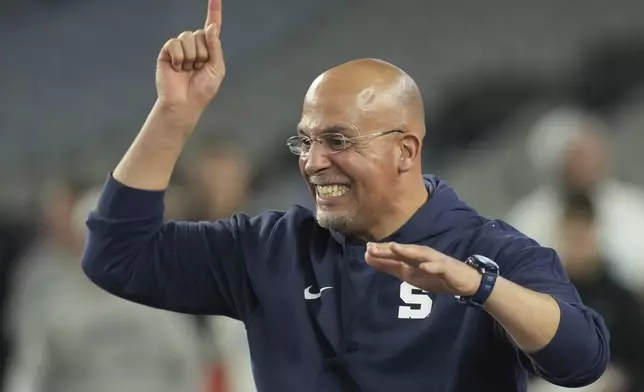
[286,130,403,156]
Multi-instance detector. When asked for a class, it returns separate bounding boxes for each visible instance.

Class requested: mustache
[308,175,351,185]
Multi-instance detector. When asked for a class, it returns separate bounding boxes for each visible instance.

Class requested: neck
[360,176,428,241]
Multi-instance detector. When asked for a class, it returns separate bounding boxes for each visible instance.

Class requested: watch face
[474,255,495,264]
[456,256,500,307]
[471,255,500,273]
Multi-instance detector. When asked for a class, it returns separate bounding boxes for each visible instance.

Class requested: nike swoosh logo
[304,285,333,300]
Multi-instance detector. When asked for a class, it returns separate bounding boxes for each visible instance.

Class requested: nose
[303,141,332,176]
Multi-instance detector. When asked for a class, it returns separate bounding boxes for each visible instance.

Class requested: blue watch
[455,255,500,307]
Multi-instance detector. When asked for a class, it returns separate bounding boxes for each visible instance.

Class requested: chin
[315,210,353,231]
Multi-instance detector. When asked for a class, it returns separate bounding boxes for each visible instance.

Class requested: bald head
[302,58,425,137]
[296,59,430,240]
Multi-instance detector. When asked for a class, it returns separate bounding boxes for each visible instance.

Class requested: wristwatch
[455,255,500,307]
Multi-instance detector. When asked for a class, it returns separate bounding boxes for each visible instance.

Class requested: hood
[330,174,479,245]
[379,174,479,244]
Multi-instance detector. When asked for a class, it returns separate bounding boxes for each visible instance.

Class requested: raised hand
[156,0,225,111]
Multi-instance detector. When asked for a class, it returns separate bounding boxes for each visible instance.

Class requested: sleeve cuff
[527,297,590,368]
[95,173,166,220]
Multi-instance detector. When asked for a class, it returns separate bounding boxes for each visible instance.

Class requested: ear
[398,134,421,173]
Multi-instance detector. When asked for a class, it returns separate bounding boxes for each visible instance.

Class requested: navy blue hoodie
[82,174,609,392]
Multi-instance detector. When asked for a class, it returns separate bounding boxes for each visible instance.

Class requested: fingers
[178,31,196,71]
[194,30,208,70]
[205,23,224,69]
[366,242,429,267]
[364,255,415,281]
[159,38,184,72]
[159,30,211,72]
[365,242,396,259]
[364,255,399,274]
[157,0,223,73]
[366,251,447,292]
[205,0,222,30]
[366,243,449,291]
[390,243,435,265]
[366,242,447,272]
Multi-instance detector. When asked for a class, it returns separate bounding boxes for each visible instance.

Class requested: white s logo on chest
[398,282,433,319]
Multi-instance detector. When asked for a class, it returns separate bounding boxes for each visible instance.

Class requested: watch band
[470,271,498,305]
[455,255,500,307]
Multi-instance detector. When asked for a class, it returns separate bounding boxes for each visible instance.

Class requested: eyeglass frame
[286,129,404,156]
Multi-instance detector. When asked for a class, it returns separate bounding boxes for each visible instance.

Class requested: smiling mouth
[315,184,350,199]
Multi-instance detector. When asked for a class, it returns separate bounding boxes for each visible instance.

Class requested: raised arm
[113,0,224,191]
[81,0,267,319]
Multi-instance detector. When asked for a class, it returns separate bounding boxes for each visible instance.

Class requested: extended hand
[365,242,482,296]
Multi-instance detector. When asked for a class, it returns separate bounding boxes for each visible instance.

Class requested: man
[505,108,644,296]
[555,192,644,391]
[81,1,610,391]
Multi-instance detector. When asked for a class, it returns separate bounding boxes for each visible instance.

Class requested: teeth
[316,185,349,198]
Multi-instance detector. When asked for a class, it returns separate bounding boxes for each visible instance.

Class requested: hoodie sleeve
[81,174,281,321]
[496,230,610,388]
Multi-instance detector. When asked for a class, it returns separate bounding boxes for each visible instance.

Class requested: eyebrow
[297,124,355,136]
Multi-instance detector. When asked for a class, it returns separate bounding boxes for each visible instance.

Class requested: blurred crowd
[3,3,644,392]
[0,139,266,392]
[510,110,644,392]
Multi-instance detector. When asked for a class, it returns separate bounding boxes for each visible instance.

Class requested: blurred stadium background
[2,0,644,391]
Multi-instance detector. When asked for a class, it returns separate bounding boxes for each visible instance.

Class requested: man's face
[561,130,606,192]
[297,89,400,233]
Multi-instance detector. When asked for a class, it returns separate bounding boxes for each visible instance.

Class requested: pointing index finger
[205,0,222,29]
